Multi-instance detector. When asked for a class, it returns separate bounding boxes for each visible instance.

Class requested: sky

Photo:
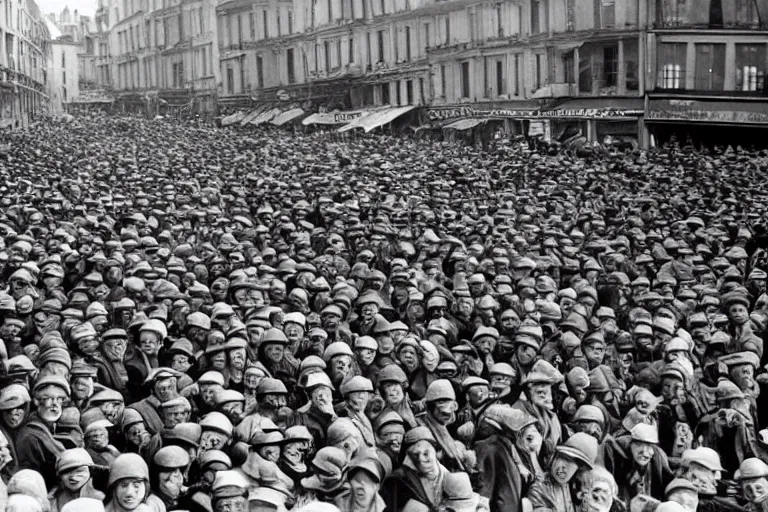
[38,0,96,17]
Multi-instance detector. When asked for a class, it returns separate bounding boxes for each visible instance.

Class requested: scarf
[420,413,465,471]
[347,407,376,447]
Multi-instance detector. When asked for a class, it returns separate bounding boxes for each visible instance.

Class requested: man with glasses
[15,375,69,488]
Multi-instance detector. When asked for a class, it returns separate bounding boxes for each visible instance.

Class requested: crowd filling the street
[0,112,767,512]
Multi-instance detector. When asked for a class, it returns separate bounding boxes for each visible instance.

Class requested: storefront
[541,98,645,148]
[419,101,541,139]
[646,96,768,147]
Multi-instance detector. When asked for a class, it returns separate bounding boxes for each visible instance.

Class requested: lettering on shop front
[648,109,768,124]
[425,107,642,121]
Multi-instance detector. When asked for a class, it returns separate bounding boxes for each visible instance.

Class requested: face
[356,348,376,366]
[86,427,109,449]
[311,386,333,409]
[284,323,303,343]
[684,464,720,495]
[516,345,537,366]
[61,466,91,492]
[661,378,683,403]
[164,406,188,427]
[408,440,437,475]
[282,442,305,464]
[259,445,281,462]
[210,351,227,371]
[264,344,284,363]
[158,469,184,500]
[382,383,404,406]
[200,430,228,451]
[100,400,124,423]
[154,378,178,402]
[467,385,489,406]
[743,478,768,504]
[331,356,351,380]
[35,386,67,423]
[336,435,360,461]
[399,347,419,371]
[379,427,404,453]
[529,383,553,410]
[139,332,161,355]
[551,456,579,484]
[350,470,378,507]
[630,441,655,467]
[729,304,749,325]
[584,343,605,367]
[171,354,192,373]
[346,391,371,412]
[378,335,395,354]
[668,489,699,512]
[126,423,149,447]
[114,479,146,511]
[360,304,377,322]
[431,399,456,425]
[216,496,247,512]
[731,364,755,391]
[516,424,543,454]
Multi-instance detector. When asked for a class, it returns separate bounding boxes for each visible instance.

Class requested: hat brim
[555,446,594,469]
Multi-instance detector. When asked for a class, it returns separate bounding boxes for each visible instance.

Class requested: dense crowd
[0,113,765,512]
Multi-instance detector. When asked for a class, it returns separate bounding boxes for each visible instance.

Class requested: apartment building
[645,0,768,145]
[0,0,51,127]
[48,37,79,112]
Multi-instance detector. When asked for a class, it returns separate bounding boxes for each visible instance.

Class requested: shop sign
[648,98,768,124]
[424,106,641,121]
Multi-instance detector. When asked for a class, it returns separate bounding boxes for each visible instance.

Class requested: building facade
[48,38,80,112]
[0,0,51,127]
[645,0,768,145]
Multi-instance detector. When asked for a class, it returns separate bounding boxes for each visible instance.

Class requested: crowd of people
[0,112,765,512]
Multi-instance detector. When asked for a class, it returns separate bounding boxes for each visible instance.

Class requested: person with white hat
[49,448,105,512]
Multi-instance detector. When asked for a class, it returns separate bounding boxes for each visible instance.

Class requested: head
[61,465,91,493]
[428,398,457,425]
[406,440,437,475]
[516,343,537,366]
[346,390,371,413]
[578,468,618,512]
[551,454,581,485]
[200,430,228,451]
[465,384,490,407]
[34,384,67,423]
[85,426,110,450]
[630,440,655,467]
[683,461,721,495]
[112,478,148,511]
[349,468,379,508]
[515,423,543,455]
[667,488,699,512]
[527,382,553,410]
[381,382,405,406]
[153,377,178,402]
[378,424,404,453]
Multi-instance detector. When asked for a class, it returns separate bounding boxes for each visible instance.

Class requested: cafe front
[646,96,768,147]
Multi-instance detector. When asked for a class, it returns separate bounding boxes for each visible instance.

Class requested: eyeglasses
[39,396,67,406]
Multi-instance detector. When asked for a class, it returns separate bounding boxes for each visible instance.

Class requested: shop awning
[250,108,281,125]
[271,108,305,126]
[444,118,485,131]
[221,111,246,126]
[302,110,366,126]
[339,105,416,133]
[239,108,262,126]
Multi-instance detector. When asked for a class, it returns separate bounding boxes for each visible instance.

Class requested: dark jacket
[15,412,66,489]
[599,434,674,502]
[381,466,438,512]
[475,432,526,512]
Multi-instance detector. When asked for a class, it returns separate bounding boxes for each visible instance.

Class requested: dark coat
[129,396,165,435]
[599,434,674,502]
[381,466,438,512]
[15,412,66,489]
[475,432,526,512]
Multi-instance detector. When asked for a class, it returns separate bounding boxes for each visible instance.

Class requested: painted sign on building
[648,98,768,124]
[423,106,643,122]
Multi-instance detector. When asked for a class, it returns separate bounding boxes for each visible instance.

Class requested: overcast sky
[39,0,96,17]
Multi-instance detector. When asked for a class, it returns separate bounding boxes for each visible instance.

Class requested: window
[240,56,246,91]
[419,77,425,103]
[603,45,618,87]
[227,66,233,93]
[424,23,430,48]
[362,0,368,18]
[366,32,372,66]
[199,7,204,33]
[256,55,264,87]
[250,12,255,39]
[145,20,150,46]
[62,70,66,84]
[440,64,446,97]
[178,13,184,42]
[657,42,686,89]
[396,82,402,105]
[202,46,207,75]
[406,79,413,103]
[377,30,384,62]
[531,0,540,34]
[496,3,504,36]
[381,83,390,104]
[535,54,542,88]
[695,43,725,90]
[380,0,386,14]
[325,41,330,70]
[63,87,67,102]
[263,10,268,38]
[237,15,242,45]
[564,50,575,83]
[597,0,615,28]
[349,36,354,62]
[736,43,766,92]
[336,39,341,66]
[394,29,399,60]
[517,5,523,34]
[469,9,475,41]
[61,51,65,66]
[514,53,521,95]
[483,57,489,96]
[287,11,293,34]
[405,26,411,60]
[444,16,450,44]
[496,60,504,95]
[734,0,758,26]
[461,61,470,97]
[328,0,333,19]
